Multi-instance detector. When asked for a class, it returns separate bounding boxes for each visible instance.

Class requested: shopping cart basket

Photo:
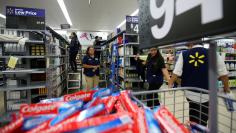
[131,87,236,133]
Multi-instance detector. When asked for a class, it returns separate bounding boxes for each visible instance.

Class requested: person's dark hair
[86,46,94,55]
[147,48,165,70]
[72,32,78,39]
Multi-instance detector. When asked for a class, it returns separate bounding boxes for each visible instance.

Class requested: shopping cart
[131,87,236,133]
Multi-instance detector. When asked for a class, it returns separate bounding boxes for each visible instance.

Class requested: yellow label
[8,56,18,68]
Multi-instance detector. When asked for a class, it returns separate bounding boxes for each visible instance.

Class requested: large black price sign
[139,0,236,49]
[6,6,45,30]
[126,16,139,34]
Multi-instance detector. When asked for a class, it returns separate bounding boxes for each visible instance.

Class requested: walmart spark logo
[189,52,205,67]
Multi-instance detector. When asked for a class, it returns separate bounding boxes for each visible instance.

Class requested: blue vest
[181,47,209,91]
[83,55,100,77]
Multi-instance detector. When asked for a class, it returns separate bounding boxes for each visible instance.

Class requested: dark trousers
[69,51,78,71]
[187,98,209,126]
[147,83,162,108]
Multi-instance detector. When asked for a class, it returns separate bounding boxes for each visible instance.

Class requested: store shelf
[228,69,236,71]
[220,52,236,54]
[119,55,136,57]
[68,86,80,90]
[119,66,136,70]
[6,99,28,102]
[0,40,20,43]
[119,75,142,82]
[225,60,236,62]
[25,40,44,44]
[0,56,45,59]
[68,80,81,82]
[49,63,66,70]
[31,94,47,98]
[1,69,46,74]
[46,55,68,58]
[118,43,139,47]
[0,82,46,91]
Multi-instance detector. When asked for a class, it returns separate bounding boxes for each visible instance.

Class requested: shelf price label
[139,0,236,48]
[8,56,18,69]
[126,16,139,34]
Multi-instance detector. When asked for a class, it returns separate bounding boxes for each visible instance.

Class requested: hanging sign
[126,16,139,34]
[139,0,236,49]
[6,6,45,30]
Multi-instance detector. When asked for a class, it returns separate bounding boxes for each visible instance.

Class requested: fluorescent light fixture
[116,9,139,28]
[57,0,73,26]
[130,9,139,16]
[0,13,6,19]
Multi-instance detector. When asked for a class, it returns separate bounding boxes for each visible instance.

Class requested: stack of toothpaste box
[0,87,207,133]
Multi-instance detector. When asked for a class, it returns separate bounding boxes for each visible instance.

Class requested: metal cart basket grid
[131,87,236,133]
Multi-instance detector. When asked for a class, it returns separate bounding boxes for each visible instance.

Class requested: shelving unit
[67,69,82,93]
[0,26,69,113]
[117,33,143,90]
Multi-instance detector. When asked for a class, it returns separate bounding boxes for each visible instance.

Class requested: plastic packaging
[119,91,139,114]
[42,112,132,133]
[145,108,162,133]
[22,115,55,131]
[223,91,236,111]
[154,107,189,133]
[92,88,112,98]
[188,121,209,133]
[79,115,133,133]
[133,108,148,133]
[0,115,24,133]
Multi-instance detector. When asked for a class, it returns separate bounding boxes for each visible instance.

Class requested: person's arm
[83,64,97,69]
[169,53,184,88]
[217,54,230,93]
[162,68,170,83]
[135,54,146,65]
[168,74,178,88]
[219,75,230,93]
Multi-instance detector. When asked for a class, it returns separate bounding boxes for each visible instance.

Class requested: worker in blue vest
[135,47,170,108]
[83,46,100,91]
[169,43,230,126]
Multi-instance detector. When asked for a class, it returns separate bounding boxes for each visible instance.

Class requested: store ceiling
[0,0,138,32]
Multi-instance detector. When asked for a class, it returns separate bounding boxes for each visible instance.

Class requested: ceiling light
[116,9,139,28]
[57,0,73,26]
[0,13,6,19]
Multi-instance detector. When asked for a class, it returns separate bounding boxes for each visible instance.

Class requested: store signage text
[150,0,223,39]
[6,6,45,17]
[138,0,236,48]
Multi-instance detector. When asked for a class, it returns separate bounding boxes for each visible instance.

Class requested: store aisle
[158,85,236,133]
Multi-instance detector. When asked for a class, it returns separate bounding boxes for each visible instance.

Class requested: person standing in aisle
[93,36,102,59]
[69,32,81,72]
[83,46,100,91]
[135,47,170,108]
[169,43,230,126]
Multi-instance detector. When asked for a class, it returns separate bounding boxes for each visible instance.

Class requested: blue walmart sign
[6,6,45,17]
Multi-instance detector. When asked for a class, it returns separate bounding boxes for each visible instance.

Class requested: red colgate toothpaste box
[119,91,139,114]
[20,103,61,117]
[0,115,24,133]
[154,107,190,133]
[63,90,96,102]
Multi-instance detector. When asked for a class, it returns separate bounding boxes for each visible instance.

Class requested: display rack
[118,33,142,90]
[0,26,69,113]
[217,39,236,89]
